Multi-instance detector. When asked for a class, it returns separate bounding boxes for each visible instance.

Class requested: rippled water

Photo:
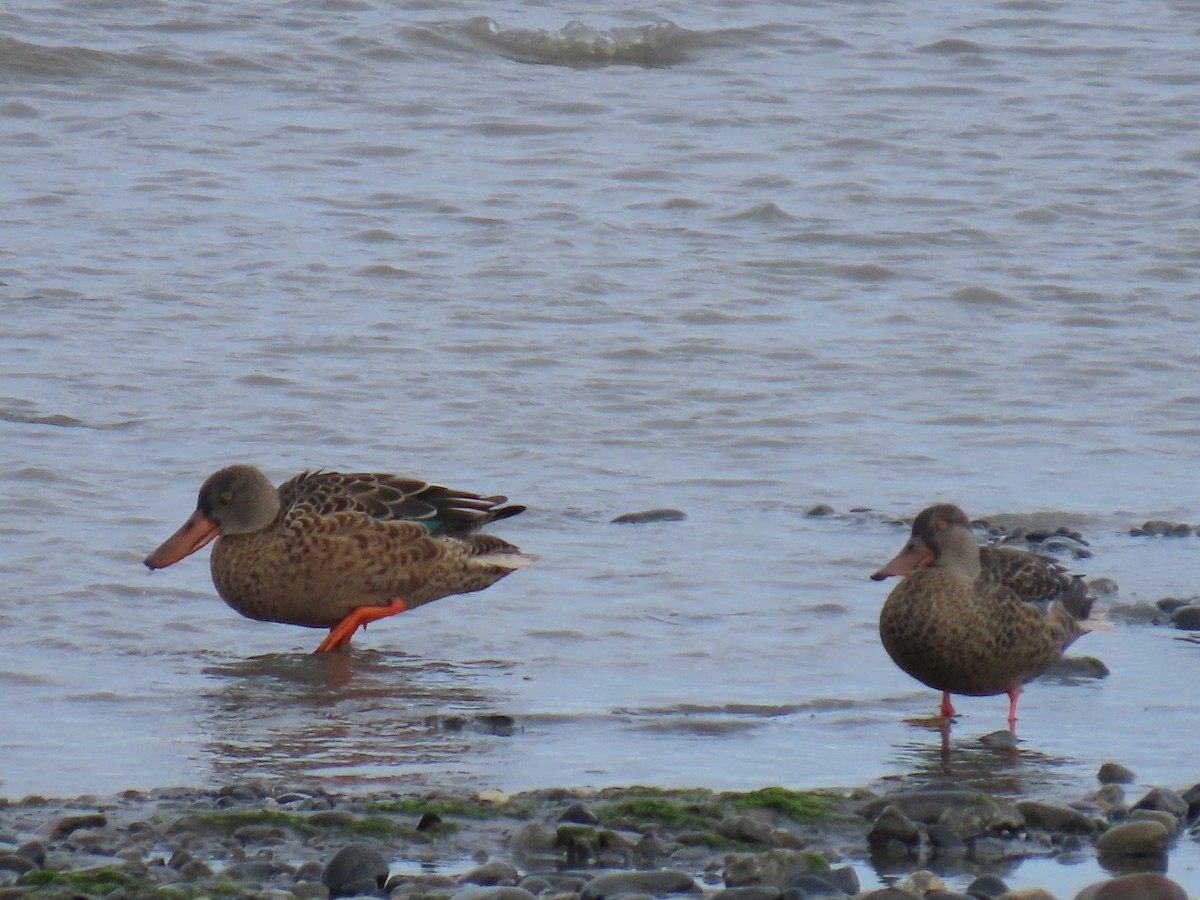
[3,0,1200,893]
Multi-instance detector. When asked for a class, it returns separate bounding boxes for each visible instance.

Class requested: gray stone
[861,790,1021,838]
[964,873,1009,897]
[179,858,214,881]
[711,888,780,900]
[296,859,327,882]
[558,802,599,825]
[866,805,918,849]
[13,841,44,867]
[293,884,331,900]
[322,842,389,898]
[233,824,286,844]
[926,824,965,855]
[804,504,834,518]
[1087,577,1119,596]
[1129,809,1178,833]
[461,861,520,887]
[1097,762,1136,784]
[1095,820,1169,857]
[783,872,849,897]
[1132,787,1188,819]
[452,889,537,900]
[0,854,35,874]
[723,850,818,888]
[1017,800,1098,834]
[1170,605,1200,629]
[511,822,556,856]
[716,815,773,844]
[818,867,857,896]
[1072,872,1188,900]
[610,509,687,524]
[580,870,696,900]
[36,812,107,839]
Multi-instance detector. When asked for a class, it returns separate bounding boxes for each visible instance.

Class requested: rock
[965,874,1010,898]
[860,891,914,900]
[979,730,1020,750]
[512,822,556,856]
[0,854,36,874]
[611,508,688,524]
[1017,800,1098,834]
[1072,872,1188,900]
[926,824,965,856]
[896,871,944,896]
[13,840,44,867]
[723,850,815,887]
[1132,787,1188,819]
[866,805,918,850]
[1181,782,1200,821]
[321,842,389,897]
[179,858,214,880]
[783,872,848,896]
[716,815,773,844]
[233,824,286,843]
[1104,601,1161,624]
[1097,762,1136,784]
[1089,784,1125,812]
[556,824,599,865]
[1095,820,1169,857]
[293,884,331,900]
[461,861,520,886]
[711,888,780,900]
[861,789,1021,838]
[1000,890,1056,900]
[1135,520,1192,537]
[36,812,107,839]
[1169,605,1200,630]
[1087,577,1118,596]
[818,867,858,895]
[804,504,834,518]
[559,802,599,825]
[452,889,537,900]
[579,870,697,900]
[1129,809,1178,833]
[475,788,509,804]
[1044,655,1109,679]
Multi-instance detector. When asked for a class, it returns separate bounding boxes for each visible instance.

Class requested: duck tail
[1060,574,1095,621]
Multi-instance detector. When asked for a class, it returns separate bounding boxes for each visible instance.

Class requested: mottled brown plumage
[145,465,531,652]
[870,503,1093,729]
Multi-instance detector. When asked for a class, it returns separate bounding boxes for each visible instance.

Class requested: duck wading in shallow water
[870,503,1096,731]
[144,465,532,653]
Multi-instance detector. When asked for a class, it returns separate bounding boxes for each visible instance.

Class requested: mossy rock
[725,787,830,822]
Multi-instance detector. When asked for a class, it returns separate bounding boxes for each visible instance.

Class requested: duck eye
[220,490,234,504]
[936,519,947,530]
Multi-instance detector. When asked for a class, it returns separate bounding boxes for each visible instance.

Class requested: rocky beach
[1,769,1196,900]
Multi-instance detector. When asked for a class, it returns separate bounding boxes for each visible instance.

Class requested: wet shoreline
[1,772,1194,899]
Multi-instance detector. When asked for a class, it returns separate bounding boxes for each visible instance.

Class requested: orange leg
[314,598,408,653]
[940,692,957,720]
[1006,686,1021,733]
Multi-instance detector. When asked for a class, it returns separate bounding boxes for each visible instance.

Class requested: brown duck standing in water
[144,465,532,653]
[870,503,1095,731]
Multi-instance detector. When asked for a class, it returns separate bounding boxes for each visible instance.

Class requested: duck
[870,503,1094,730]
[144,465,532,653]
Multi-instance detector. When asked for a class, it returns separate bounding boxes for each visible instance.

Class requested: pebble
[711,887,780,900]
[461,860,521,886]
[559,802,600,825]
[36,811,106,839]
[1072,872,1189,900]
[452,888,538,900]
[0,854,36,874]
[1168,605,1200,630]
[1095,820,1169,857]
[865,805,918,850]
[579,870,697,900]
[1131,787,1188,819]
[610,508,688,524]
[321,841,389,898]
[804,504,835,518]
[1131,520,1192,537]
[783,872,848,896]
[716,815,773,844]
[965,874,1010,897]
[1016,800,1098,834]
[1097,762,1136,785]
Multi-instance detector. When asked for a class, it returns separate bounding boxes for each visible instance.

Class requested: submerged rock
[611,508,688,524]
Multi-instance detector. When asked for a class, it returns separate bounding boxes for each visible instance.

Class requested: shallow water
[2,0,1200,894]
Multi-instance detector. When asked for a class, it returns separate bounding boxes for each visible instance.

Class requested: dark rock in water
[964,873,1009,897]
[1096,820,1169,857]
[859,890,914,900]
[579,869,697,900]
[0,853,37,874]
[511,822,556,856]
[1180,782,1200,821]
[979,730,1019,750]
[804,504,835,518]
[179,858,214,881]
[461,860,520,886]
[1129,809,1179,834]
[1018,800,1099,835]
[1073,872,1188,900]
[716,814,773,844]
[866,805,918,849]
[1131,520,1192,537]
[813,867,857,895]
[417,811,443,831]
[14,840,45,866]
[611,508,688,524]
[36,812,106,839]
[559,801,599,825]
[1045,655,1110,679]
[556,824,599,865]
[322,841,388,897]
[1098,762,1136,784]
[453,889,538,900]
[1155,596,1191,613]
[926,823,965,856]
[783,872,851,896]
[1088,576,1119,596]
[712,888,781,900]
[1132,787,1188,819]
[1104,601,1162,624]
[1169,605,1200,630]
[723,850,818,888]
[861,789,1021,838]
